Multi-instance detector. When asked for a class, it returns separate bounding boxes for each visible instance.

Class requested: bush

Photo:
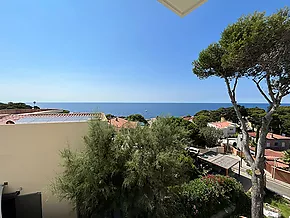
[199,126,223,147]
[52,118,199,218]
[53,118,250,218]
[169,175,251,218]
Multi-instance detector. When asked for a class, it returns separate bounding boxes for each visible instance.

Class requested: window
[266,143,270,147]
[282,142,286,147]
[274,142,278,147]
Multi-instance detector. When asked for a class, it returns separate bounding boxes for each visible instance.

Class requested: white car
[185,147,200,155]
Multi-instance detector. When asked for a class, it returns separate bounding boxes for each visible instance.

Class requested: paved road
[265,175,290,199]
[231,157,290,198]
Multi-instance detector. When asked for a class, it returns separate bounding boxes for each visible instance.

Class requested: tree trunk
[251,160,265,218]
[224,78,278,218]
[251,106,275,218]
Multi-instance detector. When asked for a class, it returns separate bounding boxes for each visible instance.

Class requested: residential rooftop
[209,121,236,129]
[248,132,290,140]
[0,113,107,124]
[108,117,138,129]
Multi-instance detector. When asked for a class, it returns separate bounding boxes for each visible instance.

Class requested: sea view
[35,102,290,119]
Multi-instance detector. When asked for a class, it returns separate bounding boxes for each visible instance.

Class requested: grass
[264,190,290,218]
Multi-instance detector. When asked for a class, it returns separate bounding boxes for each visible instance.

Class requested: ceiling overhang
[158,0,207,17]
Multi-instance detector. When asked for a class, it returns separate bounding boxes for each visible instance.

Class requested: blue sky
[0,0,289,103]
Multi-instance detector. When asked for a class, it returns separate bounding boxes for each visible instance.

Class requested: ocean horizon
[34,102,290,119]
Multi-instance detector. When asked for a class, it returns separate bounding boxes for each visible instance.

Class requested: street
[231,157,290,198]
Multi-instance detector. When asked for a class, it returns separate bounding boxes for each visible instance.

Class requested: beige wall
[0,122,89,218]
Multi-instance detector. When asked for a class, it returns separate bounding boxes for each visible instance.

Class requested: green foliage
[60,110,70,114]
[282,149,290,165]
[0,102,33,110]
[246,169,253,176]
[199,126,223,147]
[52,118,199,218]
[126,114,148,125]
[105,114,115,120]
[192,114,211,128]
[247,106,290,136]
[192,8,290,94]
[169,175,251,218]
[194,106,247,126]
[246,107,266,127]
[220,8,290,77]
[265,190,290,218]
[270,107,290,136]
[192,9,290,217]
[164,116,206,147]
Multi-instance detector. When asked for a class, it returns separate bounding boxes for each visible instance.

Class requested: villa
[208,118,238,138]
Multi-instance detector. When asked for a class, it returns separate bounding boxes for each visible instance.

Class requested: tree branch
[232,77,238,98]
[266,74,276,103]
[255,105,276,162]
[252,79,273,105]
[225,77,254,165]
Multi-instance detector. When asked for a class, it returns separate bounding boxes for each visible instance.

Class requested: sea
[35,102,290,119]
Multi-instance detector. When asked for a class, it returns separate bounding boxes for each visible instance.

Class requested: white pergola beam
[158,0,207,17]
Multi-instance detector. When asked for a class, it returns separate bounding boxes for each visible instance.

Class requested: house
[0,112,107,218]
[108,117,138,129]
[208,118,238,138]
[248,132,290,151]
[182,115,194,122]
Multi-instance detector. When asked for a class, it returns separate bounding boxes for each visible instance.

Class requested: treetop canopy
[193,7,290,81]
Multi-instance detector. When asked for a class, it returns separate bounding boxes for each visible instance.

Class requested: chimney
[221,117,226,122]
[282,133,286,137]
[116,117,118,122]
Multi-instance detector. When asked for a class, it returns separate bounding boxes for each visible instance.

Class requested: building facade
[208,121,237,138]
[249,132,290,151]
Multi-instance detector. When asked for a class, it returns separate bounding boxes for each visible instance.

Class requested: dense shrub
[169,175,251,218]
[53,118,250,218]
[53,118,199,218]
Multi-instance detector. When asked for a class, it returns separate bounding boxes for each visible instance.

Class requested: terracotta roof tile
[210,121,236,128]
[108,117,138,129]
[267,160,288,168]
[250,147,284,158]
[183,116,194,121]
[248,132,290,140]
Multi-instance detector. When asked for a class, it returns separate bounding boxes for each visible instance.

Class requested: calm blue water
[34,103,290,119]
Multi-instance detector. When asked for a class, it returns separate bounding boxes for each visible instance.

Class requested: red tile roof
[108,117,138,129]
[250,147,284,158]
[183,116,194,121]
[210,121,235,128]
[248,132,290,140]
[267,160,289,168]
